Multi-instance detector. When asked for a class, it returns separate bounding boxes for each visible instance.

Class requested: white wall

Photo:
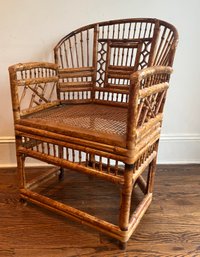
[0,0,200,166]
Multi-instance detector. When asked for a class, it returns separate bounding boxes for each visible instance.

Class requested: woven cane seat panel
[21,104,128,146]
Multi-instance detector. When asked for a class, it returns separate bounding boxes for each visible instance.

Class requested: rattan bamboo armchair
[9,18,178,249]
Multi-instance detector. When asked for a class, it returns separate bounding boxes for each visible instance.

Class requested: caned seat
[18,104,127,147]
[9,18,178,249]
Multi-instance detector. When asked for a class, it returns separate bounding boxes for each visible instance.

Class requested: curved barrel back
[54,18,178,105]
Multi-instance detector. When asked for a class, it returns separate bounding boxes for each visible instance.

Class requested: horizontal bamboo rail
[16,76,58,86]
[59,71,93,78]
[59,81,93,87]
[139,82,169,98]
[60,99,93,104]
[20,189,124,240]
[136,113,163,140]
[18,147,125,185]
[16,130,127,160]
[26,167,59,190]
[20,101,60,117]
[130,66,173,82]
[16,119,126,148]
[132,151,157,182]
[9,62,58,71]
[93,99,128,108]
[15,125,128,155]
[59,86,92,92]
[94,87,129,94]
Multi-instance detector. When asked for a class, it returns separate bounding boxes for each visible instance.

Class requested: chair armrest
[130,66,173,82]
[126,66,173,149]
[9,62,59,121]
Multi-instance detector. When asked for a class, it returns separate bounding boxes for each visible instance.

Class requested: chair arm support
[9,62,59,121]
[126,66,173,149]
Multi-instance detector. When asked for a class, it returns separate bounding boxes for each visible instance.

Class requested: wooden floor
[0,165,199,257]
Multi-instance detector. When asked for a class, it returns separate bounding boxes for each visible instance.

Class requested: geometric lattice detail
[134,142,157,171]
[96,42,107,87]
[13,64,58,115]
[19,82,57,110]
[139,40,152,69]
[21,135,125,177]
[137,90,167,127]
[105,41,144,88]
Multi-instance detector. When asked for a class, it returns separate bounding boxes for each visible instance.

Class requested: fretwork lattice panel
[16,66,58,115]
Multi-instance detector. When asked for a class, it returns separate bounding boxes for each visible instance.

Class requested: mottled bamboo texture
[9,18,178,249]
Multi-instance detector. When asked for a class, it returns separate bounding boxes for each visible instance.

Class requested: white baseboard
[158,134,200,164]
[0,137,50,168]
[0,134,200,167]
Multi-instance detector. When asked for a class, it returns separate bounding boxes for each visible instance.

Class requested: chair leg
[119,163,134,231]
[146,156,157,194]
[58,167,65,181]
[16,150,26,203]
[87,154,95,180]
[58,146,65,181]
[88,153,95,168]
[16,136,26,190]
[19,197,27,206]
[146,141,159,194]
[119,241,127,250]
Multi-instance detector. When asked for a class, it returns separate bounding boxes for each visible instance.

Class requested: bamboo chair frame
[9,18,178,249]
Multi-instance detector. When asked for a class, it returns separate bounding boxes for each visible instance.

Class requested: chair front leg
[119,163,134,231]
[58,146,65,181]
[16,136,26,190]
[146,141,159,194]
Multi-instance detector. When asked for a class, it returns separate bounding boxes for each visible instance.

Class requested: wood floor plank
[0,165,199,256]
